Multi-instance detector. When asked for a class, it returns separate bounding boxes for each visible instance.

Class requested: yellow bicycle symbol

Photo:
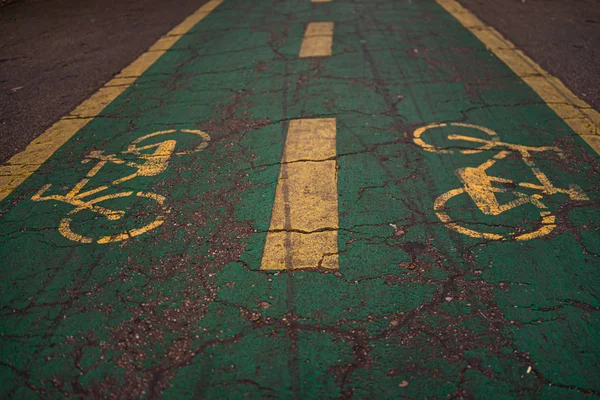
[32,129,210,244]
[414,122,588,240]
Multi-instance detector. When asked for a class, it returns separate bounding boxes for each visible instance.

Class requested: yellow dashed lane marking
[0,0,224,202]
[261,119,339,270]
[299,22,334,58]
[437,0,600,155]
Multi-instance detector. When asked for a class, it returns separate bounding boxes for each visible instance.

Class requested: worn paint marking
[261,118,339,270]
[0,0,224,202]
[31,129,208,244]
[414,122,588,241]
[311,0,332,3]
[436,0,600,155]
[299,22,334,58]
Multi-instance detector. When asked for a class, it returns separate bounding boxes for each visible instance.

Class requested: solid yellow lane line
[436,0,600,155]
[299,22,335,58]
[261,118,339,270]
[0,0,225,202]
[311,0,332,3]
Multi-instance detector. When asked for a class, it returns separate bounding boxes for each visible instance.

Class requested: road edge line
[436,0,600,156]
[0,0,225,202]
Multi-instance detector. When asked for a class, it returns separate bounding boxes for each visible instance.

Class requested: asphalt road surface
[458,0,600,111]
[0,0,207,164]
[0,0,598,398]
[0,0,599,164]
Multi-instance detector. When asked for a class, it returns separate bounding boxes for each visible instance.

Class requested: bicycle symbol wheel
[413,122,499,155]
[127,129,211,156]
[59,191,168,244]
[434,188,556,241]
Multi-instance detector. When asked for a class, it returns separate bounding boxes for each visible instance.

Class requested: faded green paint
[0,0,599,398]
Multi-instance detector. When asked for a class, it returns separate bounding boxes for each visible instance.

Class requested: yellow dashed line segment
[261,118,339,270]
[299,22,335,58]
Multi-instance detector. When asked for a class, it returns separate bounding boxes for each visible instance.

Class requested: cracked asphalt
[0,0,209,165]
[0,0,599,398]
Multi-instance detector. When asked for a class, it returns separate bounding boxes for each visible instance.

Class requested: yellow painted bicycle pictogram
[32,129,210,244]
[414,122,589,240]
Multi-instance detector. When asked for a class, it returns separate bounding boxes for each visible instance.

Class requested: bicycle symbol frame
[414,122,588,241]
[32,129,210,244]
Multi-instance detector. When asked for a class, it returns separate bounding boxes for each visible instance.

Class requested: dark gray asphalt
[458,0,600,111]
[0,0,207,164]
[0,0,598,165]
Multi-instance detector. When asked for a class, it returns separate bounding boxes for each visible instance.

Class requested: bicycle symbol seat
[32,129,210,244]
[413,122,588,241]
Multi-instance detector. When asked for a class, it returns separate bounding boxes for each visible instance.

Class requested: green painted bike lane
[1,0,599,398]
